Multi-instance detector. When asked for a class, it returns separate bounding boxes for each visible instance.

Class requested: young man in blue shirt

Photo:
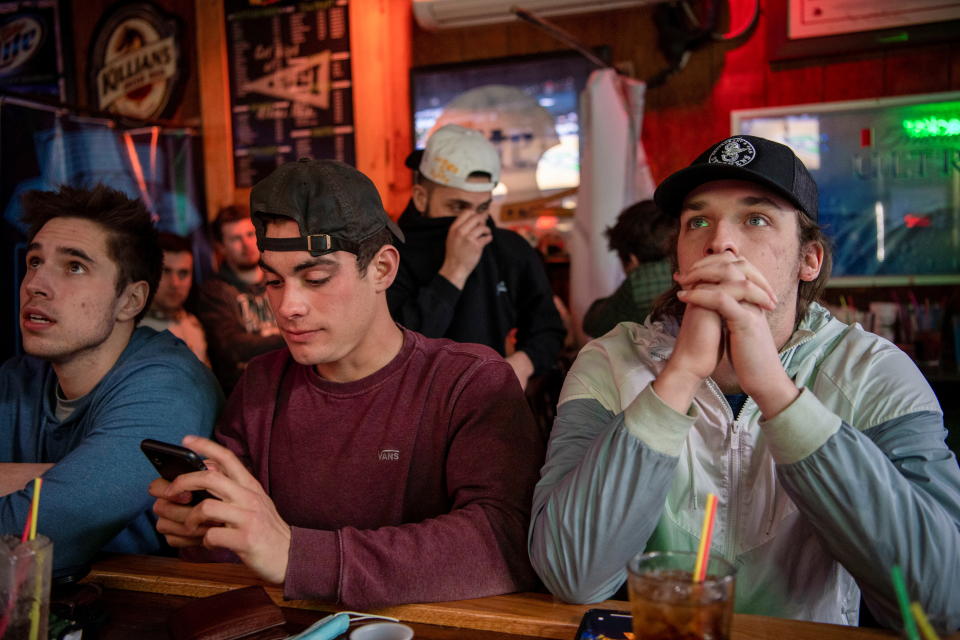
[0,184,221,577]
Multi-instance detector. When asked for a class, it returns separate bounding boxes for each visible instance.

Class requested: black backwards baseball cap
[653,135,818,222]
[250,158,404,257]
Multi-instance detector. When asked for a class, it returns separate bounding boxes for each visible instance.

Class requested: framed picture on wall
[410,50,604,208]
[732,91,960,285]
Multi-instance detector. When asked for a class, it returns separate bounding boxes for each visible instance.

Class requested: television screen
[410,51,600,204]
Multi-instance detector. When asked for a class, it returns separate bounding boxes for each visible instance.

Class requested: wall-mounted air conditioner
[413,0,654,30]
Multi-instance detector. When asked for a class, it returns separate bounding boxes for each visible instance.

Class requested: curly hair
[605,200,674,265]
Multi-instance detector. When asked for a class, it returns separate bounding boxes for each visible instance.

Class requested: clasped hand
[148,435,291,584]
[656,253,799,418]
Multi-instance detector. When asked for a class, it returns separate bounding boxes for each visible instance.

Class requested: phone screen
[574,609,634,640]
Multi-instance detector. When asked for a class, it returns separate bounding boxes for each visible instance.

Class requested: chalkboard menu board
[225,0,354,188]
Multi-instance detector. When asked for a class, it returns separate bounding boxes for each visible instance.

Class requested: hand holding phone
[140,439,215,506]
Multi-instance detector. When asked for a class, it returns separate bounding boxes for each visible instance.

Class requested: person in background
[197,205,283,395]
[529,136,960,631]
[0,184,221,577]
[582,200,674,338]
[149,159,543,609]
[387,124,566,390]
[141,232,210,366]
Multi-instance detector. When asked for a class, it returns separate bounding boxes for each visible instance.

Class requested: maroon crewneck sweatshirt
[199,328,543,608]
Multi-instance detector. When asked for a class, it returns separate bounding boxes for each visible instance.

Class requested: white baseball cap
[416,124,500,193]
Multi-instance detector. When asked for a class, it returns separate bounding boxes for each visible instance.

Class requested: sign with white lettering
[0,0,66,101]
[87,2,183,121]
[225,0,354,188]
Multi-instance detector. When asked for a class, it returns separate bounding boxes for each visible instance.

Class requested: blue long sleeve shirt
[0,327,222,577]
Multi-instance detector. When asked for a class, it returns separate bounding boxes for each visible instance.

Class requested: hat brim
[654,164,810,219]
[405,149,423,171]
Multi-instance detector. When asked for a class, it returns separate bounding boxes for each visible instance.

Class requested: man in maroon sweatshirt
[149,159,543,608]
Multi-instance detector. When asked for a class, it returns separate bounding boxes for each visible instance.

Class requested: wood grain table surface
[83,554,944,640]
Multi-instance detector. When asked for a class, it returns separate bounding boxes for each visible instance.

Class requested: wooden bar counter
[83,554,925,640]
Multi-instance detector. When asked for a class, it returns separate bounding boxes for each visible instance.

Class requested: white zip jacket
[529,303,960,630]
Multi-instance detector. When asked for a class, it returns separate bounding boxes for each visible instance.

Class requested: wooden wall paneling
[714,4,768,110]
[610,8,663,81]
[643,41,729,181]
[195,0,237,218]
[71,0,102,109]
[951,46,960,89]
[411,23,478,65]
[506,20,562,55]
[882,45,951,96]
[462,24,510,60]
[350,0,414,216]
[766,59,824,108]
[765,0,825,111]
[821,53,885,101]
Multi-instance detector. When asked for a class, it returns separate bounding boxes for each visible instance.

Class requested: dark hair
[211,205,250,244]
[649,211,833,329]
[356,227,394,276]
[21,184,161,323]
[606,200,674,265]
[796,213,832,323]
[157,232,193,255]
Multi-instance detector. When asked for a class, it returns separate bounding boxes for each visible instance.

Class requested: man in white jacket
[529,135,960,632]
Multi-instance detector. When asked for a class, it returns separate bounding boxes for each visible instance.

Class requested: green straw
[891,565,920,640]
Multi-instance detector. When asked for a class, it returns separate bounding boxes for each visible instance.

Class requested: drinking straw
[891,565,920,640]
[27,478,44,640]
[28,478,42,541]
[692,493,718,583]
[20,508,32,543]
[910,602,941,640]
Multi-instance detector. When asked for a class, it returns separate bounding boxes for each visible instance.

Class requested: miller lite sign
[87,2,183,121]
[0,15,43,77]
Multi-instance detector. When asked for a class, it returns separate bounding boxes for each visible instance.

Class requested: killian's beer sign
[87,2,183,121]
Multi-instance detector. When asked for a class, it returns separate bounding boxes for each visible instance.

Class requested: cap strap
[259,233,360,256]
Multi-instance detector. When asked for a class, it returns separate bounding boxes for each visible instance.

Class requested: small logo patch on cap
[708,137,756,167]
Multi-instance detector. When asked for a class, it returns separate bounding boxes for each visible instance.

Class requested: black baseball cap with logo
[653,135,819,222]
[250,158,404,256]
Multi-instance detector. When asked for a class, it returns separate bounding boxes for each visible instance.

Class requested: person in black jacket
[387,124,565,389]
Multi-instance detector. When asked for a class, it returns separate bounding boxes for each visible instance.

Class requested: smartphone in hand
[140,439,214,506]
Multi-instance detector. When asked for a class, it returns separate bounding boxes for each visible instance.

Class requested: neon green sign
[902,116,960,138]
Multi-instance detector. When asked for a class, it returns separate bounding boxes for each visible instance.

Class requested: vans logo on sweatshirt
[496,281,508,295]
[378,449,399,461]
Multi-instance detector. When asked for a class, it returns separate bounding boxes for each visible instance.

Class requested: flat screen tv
[410,50,602,205]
